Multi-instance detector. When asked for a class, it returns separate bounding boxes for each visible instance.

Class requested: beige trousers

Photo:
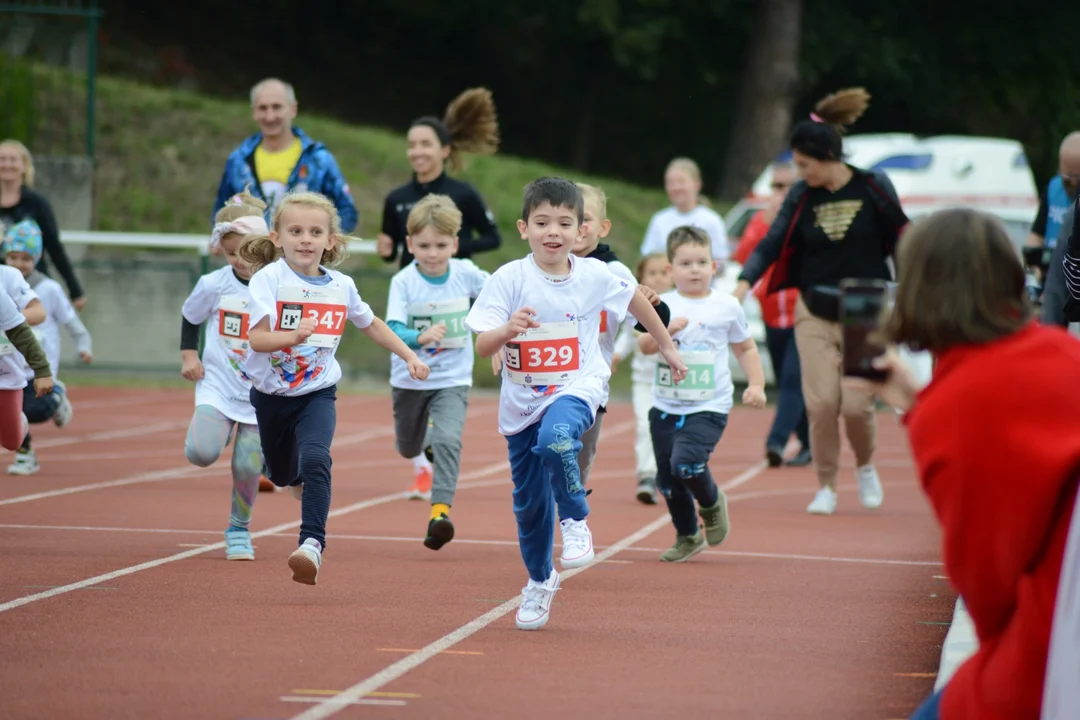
[793,297,877,489]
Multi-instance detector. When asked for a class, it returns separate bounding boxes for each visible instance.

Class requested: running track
[0,387,954,720]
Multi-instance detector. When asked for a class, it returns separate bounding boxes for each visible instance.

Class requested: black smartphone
[839,279,889,381]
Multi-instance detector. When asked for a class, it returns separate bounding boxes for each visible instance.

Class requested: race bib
[0,327,43,357]
[408,297,470,349]
[276,285,347,348]
[218,295,251,351]
[656,350,715,401]
[503,320,580,386]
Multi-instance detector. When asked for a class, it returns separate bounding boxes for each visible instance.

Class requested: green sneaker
[660,531,706,562]
[698,494,730,546]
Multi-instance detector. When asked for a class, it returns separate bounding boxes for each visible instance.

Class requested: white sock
[412,453,431,472]
[302,538,322,553]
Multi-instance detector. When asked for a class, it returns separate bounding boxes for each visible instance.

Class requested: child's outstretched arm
[629,290,688,382]
[732,337,767,408]
[63,312,93,364]
[361,317,430,380]
[474,307,540,358]
[6,322,53,397]
[179,316,204,381]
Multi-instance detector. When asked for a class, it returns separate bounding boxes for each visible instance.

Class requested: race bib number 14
[276,285,348,348]
[656,349,715,401]
[503,320,580,386]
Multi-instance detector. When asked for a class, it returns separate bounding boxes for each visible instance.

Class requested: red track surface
[0,387,954,720]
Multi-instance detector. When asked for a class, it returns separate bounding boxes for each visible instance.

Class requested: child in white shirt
[385,194,489,550]
[639,226,767,563]
[612,252,673,504]
[0,261,50,453]
[241,190,430,585]
[179,190,268,561]
[2,219,91,475]
[465,177,686,630]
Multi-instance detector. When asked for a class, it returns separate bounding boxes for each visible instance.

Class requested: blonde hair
[215,185,267,224]
[406,194,463,237]
[665,157,710,207]
[238,191,354,272]
[0,139,35,187]
[635,252,668,283]
[665,225,711,262]
[577,182,608,219]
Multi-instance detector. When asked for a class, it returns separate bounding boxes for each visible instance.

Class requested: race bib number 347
[276,285,348,348]
[503,320,580,386]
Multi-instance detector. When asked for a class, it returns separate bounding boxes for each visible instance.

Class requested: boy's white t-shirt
[19,276,77,382]
[651,289,750,416]
[181,266,258,425]
[0,266,37,391]
[385,259,489,391]
[595,258,640,406]
[464,254,635,436]
[639,205,730,262]
[246,257,375,397]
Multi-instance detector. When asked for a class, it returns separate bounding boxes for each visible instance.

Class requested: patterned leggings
[184,405,263,530]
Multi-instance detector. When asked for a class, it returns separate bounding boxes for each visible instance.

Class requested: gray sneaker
[635,476,658,505]
[698,493,730,546]
[660,531,706,562]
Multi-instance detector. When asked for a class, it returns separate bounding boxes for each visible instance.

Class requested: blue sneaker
[224,528,255,561]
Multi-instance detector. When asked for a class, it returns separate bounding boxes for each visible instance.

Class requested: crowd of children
[0,165,771,627]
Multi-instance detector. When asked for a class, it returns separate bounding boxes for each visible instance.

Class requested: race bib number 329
[276,285,348,348]
[503,320,580,386]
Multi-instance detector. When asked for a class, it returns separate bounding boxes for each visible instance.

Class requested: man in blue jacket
[213,78,358,232]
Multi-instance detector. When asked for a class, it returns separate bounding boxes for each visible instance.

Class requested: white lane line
[0,484,404,614]
[0,427,397,507]
[285,459,766,720]
[32,421,190,449]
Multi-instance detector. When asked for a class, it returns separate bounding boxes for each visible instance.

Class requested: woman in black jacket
[0,140,86,309]
[734,87,908,517]
[376,88,502,270]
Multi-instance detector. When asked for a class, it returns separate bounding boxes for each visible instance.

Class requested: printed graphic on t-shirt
[218,294,252,381]
[814,199,864,241]
[261,181,286,214]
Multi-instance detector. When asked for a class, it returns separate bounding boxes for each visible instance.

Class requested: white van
[719,134,1038,385]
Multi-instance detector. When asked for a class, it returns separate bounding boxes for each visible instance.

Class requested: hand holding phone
[839,279,889,381]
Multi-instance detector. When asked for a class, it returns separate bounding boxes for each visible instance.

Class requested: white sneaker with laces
[516,569,560,630]
[288,539,322,585]
[559,518,594,568]
[857,465,884,509]
[7,449,38,476]
[807,487,838,515]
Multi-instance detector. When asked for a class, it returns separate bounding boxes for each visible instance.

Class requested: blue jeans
[910,688,942,720]
[250,385,337,549]
[765,326,809,451]
[505,395,594,582]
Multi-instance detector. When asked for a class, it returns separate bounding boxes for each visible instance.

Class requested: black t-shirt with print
[796,179,891,292]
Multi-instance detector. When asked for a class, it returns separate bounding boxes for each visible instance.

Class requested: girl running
[180,189,268,561]
[376,87,502,498]
[4,219,93,476]
[612,252,673,504]
[240,190,430,585]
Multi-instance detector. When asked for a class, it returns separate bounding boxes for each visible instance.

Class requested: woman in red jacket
[850,208,1080,720]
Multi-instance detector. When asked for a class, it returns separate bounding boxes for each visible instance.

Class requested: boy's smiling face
[4,250,35,278]
[517,201,582,273]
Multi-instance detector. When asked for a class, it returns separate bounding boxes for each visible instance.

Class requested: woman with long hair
[734,88,909,516]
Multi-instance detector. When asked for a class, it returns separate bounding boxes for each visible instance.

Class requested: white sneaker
[559,518,595,568]
[857,465,884,509]
[807,487,838,515]
[53,391,73,428]
[516,569,560,630]
[7,449,38,476]
[288,539,322,585]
